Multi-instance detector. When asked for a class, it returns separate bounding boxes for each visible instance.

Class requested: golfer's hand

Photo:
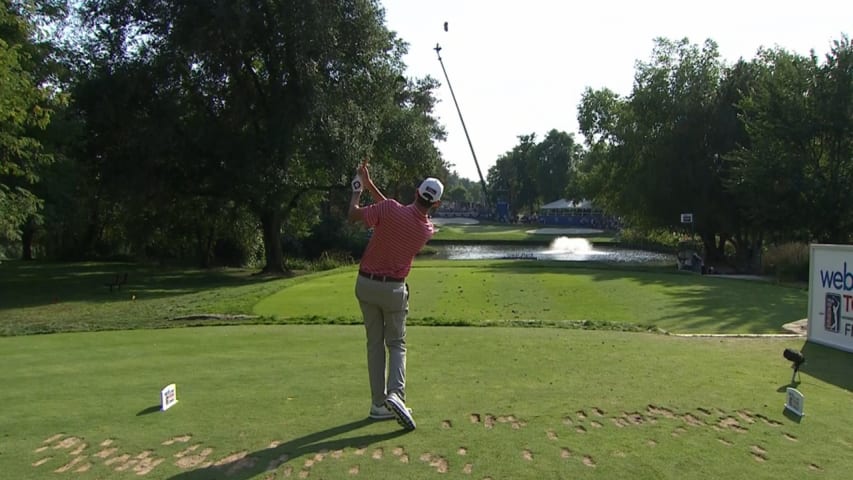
[358,161,372,186]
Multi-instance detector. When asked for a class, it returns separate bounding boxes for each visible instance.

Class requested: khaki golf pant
[355,276,409,407]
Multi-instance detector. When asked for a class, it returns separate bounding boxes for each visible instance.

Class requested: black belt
[359,270,405,283]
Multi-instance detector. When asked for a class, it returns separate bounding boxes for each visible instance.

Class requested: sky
[380,0,852,182]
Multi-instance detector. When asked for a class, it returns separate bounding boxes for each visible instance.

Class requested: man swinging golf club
[348,160,443,431]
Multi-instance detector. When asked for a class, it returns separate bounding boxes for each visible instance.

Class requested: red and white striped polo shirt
[360,199,435,279]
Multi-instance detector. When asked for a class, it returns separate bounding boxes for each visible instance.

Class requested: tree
[78,0,441,272]
[487,135,536,217]
[447,185,470,205]
[534,129,580,202]
[578,38,745,262]
[369,75,447,199]
[730,37,853,245]
[0,0,65,253]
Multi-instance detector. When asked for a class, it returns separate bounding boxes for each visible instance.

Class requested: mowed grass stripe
[0,325,849,479]
[255,263,807,334]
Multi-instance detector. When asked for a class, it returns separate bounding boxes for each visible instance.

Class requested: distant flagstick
[434,22,490,209]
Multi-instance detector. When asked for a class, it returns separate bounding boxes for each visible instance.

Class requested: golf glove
[351,174,363,193]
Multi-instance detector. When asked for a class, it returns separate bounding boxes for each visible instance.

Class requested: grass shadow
[468,261,806,334]
[136,405,162,416]
[164,418,409,480]
[782,408,804,424]
[0,260,281,310]
[798,340,853,392]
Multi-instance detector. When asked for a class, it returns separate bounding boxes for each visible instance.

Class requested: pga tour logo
[819,262,853,336]
[825,293,841,333]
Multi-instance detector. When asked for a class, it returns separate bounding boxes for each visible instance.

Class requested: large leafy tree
[368,75,446,199]
[487,134,537,216]
[78,0,430,272]
[534,129,580,202]
[485,130,581,216]
[730,37,853,245]
[0,0,65,252]
[628,38,725,242]
[576,87,636,216]
[578,38,749,263]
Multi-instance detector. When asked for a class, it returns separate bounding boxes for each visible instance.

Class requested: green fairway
[1,325,850,479]
[430,222,617,244]
[0,260,807,335]
[255,261,807,334]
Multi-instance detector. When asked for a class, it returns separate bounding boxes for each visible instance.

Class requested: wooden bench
[105,273,128,292]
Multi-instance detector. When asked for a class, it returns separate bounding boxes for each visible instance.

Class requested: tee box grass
[1,325,851,479]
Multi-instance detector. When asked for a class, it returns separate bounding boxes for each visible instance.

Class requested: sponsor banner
[808,244,853,352]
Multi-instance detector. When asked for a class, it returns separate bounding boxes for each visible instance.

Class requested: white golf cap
[417,177,444,203]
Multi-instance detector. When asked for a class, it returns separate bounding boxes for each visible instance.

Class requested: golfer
[347,162,443,431]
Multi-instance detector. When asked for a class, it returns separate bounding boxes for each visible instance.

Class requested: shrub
[309,250,355,271]
[762,242,809,282]
[616,227,680,252]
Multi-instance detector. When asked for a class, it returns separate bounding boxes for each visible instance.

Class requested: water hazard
[433,237,673,263]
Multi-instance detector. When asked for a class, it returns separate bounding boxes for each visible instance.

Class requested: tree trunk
[196,226,214,269]
[733,233,763,274]
[21,218,35,260]
[260,209,286,274]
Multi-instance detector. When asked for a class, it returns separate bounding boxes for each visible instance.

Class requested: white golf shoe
[385,392,416,431]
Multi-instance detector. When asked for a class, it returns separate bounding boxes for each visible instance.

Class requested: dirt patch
[750,445,768,462]
[54,436,81,450]
[174,446,213,469]
[95,447,118,464]
[682,414,704,427]
[420,453,448,473]
[647,405,676,419]
[162,435,192,446]
[43,434,64,444]
[718,417,749,433]
[392,447,409,464]
[54,456,86,473]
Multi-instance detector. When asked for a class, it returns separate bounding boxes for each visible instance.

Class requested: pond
[431,237,674,264]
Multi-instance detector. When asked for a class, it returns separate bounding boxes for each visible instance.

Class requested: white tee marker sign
[161,383,178,411]
[784,387,804,417]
